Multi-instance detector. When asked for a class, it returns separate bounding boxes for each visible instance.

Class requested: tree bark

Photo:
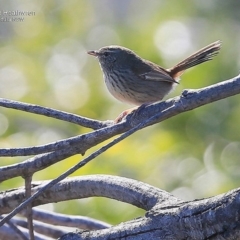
[59,184,240,240]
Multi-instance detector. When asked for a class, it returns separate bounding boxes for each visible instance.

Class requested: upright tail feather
[169,41,221,79]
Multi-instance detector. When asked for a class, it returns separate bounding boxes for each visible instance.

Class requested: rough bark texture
[60,188,240,240]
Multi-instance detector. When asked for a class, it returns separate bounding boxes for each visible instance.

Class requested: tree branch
[0,175,179,214]
[0,98,111,130]
[59,187,240,240]
[12,217,68,239]
[20,208,111,230]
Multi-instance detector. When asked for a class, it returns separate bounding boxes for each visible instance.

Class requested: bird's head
[88,46,138,71]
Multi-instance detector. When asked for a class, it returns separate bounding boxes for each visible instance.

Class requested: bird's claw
[114,104,149,123]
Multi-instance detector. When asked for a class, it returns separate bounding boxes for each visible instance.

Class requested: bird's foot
[114,107,138,123]
[114,104,149,123]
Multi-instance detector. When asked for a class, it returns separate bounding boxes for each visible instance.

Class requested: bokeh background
[0,0,240,225]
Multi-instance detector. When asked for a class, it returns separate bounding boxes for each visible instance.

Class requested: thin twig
[0,216,28,240]
[0,98,112,130]
[12,217,68,239]
[21,208,111,230]
[24,175,34,240]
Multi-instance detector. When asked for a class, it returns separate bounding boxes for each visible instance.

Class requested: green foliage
[1,0,240,225]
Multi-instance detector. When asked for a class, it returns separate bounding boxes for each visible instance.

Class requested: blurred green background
[0,0,240,225]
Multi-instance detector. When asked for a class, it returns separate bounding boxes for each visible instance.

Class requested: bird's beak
[87,50,98,57]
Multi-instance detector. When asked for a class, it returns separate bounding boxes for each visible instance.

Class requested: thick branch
[60,187,240,240]
[0,175,179,214]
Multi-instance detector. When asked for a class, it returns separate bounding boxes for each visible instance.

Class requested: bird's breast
[103,72,134,104]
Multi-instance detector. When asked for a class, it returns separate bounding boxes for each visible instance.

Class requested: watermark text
[0,10,35,22]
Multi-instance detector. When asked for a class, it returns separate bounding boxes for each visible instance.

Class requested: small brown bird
[88,41,221,121]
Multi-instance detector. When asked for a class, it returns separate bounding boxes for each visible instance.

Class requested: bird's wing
[132,60,178,83]
[139,69,178,83]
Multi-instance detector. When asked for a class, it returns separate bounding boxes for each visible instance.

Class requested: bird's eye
[103,52,109,57]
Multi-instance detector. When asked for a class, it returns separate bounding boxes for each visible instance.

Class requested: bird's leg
[114,104,149,123]
[114,107,138,123]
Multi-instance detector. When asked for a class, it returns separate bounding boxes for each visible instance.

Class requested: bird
[88,41,221,122]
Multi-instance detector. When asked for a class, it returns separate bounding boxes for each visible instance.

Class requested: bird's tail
[169,41,221,79]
